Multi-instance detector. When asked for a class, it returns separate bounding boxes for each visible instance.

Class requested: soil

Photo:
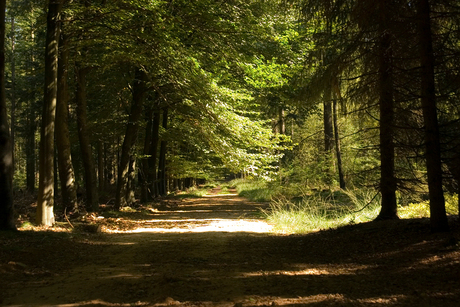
[1,189,460,307]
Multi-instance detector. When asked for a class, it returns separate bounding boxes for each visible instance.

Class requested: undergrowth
[234,179,460,234]
[264,189,381,234]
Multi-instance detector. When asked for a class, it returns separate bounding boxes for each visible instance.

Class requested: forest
[1,0,460,306]
[1,0,460,231]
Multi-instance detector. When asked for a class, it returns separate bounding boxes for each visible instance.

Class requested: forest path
[1,192,460,306]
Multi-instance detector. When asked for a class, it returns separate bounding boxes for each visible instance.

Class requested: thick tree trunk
[376,0,398,220]
[75,64,98,212]
[115,68,148,209]
[37,0,63,226]
[417,0,449,232]
[0,0,15,230]
[158,108,168,196]
[56,33,77,212]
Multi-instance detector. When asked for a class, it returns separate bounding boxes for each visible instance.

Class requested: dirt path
[1,193,460,306]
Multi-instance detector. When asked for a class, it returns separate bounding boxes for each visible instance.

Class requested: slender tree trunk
[37,0,63,226]
[376,0,398,220]
[148,108,161,198]
[26,107,36,193]
[56,33,77,212]
[75,64,98,211]
[332,82,346,190]
[10,17,15,173]
[125,157,136,205]
[97,141,104,193]
[417,0,449,232]
[115,68,148,209]
[158,107,168,196]
[0,0,15,230]
[278,107,285,135]
[323,94,334,152]
[26,24,36,194]
[140,107,153,203]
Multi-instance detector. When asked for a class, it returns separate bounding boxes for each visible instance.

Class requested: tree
[375,0,398,220]
[36,0,63,226]
[115,68,149,209]
[0,0,15,231]
[56,32,78,213]
[417,0,449,232]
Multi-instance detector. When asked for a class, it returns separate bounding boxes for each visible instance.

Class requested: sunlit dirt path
[1,192,460,307]
[103,193,273,234]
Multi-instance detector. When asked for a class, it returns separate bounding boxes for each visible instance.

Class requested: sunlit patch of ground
[104,218,273,233]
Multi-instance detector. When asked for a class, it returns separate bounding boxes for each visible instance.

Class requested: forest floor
[1,188,460,307]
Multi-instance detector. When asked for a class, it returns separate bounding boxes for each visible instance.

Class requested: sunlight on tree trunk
[37,0,63,226]
[56,33,77,213]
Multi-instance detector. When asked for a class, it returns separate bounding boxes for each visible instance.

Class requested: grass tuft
[264,189,381,234]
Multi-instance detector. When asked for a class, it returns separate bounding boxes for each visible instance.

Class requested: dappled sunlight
[103,218,272,233]
[240,264,376,278]
[202,193,238,197]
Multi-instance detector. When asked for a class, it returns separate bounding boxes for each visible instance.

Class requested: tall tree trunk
[376,0,398,220]
[140,107,153,203]
[56,33,77,212]
[26,23,36,194]
[148,108,161,198]
[323,92,334,152]
[75,64,98,211]
[0,0,15,230]
[26,107,36,194]
[125,157,136,205]
[37,0,63,226]
[97,140,104,193]
[417,0,449,232]
[10,17,15,173]
[115,68,148,209]
[332,80,346,190]
[158,107,168,196]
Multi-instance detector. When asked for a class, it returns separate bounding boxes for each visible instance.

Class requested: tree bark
[0,0,15,230]
[115,68,148,209]
[376,0,398,220]
[332,81,346,190]
[37,0,63,226]
[75,64,98,211]
[140,107,153,203]
[26,107,36,193]
[158,107,168,196]
[323,92,334,152]
[56,33,77,212]
[97,140,104,193]
[148,108,161,198]
[417,0,449,232]
[10,17,15,174]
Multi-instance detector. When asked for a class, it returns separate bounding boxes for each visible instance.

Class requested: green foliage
[230,178,279,202]
[264,189,381,234]
[398,194,459,219]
